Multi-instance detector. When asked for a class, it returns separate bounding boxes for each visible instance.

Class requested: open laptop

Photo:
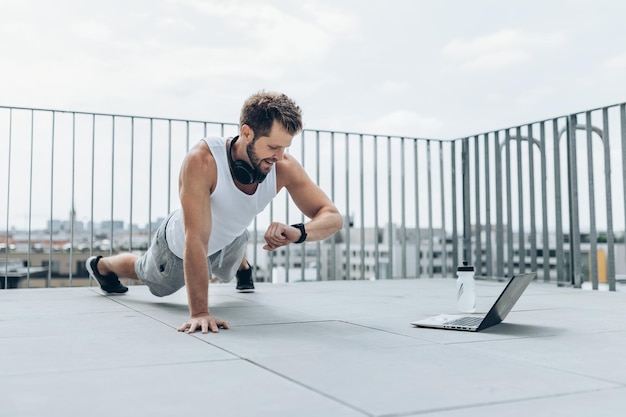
[411,272,536,332]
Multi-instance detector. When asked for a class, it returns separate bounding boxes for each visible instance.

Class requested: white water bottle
[456,261,476,313]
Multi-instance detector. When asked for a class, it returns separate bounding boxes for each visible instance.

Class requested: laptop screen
[482,273,536,327]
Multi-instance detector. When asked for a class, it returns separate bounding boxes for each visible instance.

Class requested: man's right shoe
[86,256,128,294]
[236,262,255,293]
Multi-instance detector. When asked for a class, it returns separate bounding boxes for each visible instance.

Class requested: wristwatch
[290,223,307,244]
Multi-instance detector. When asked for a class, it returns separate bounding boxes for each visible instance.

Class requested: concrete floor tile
[0,311,235,376]
[0,360,366,417]
[196,320,430,358]
[253,344,619,416]
[409,387,626,417]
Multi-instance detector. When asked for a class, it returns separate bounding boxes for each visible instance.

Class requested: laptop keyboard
[445,316,483,327]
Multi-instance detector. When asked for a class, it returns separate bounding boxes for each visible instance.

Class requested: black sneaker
[86,256,128,294]
[236,262,255,293]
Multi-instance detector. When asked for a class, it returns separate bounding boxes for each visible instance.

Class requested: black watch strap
[291,223,307,244]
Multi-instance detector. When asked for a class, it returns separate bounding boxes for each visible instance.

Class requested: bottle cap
[457,260,474,272]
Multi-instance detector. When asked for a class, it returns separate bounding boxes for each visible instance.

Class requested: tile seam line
[376,386,625,417]
[242,357,375,417]
[89,294,373,416]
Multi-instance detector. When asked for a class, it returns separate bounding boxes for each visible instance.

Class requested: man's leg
[209,231,254,292]
[86,253,139,294]
[235,249,254,292]
[212,257,249,283]
[96,254,140,279]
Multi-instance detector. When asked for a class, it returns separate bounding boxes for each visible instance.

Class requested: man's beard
[246,141,276,175]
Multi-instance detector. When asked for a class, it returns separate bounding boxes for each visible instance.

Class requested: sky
[2,0,626,140]
[2,0,626,234]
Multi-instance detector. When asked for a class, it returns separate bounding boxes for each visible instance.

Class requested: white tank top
[165,136,277,257]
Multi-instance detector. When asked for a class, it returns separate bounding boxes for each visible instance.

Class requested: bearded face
[246,140,278,175]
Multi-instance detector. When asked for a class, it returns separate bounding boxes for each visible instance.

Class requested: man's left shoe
[86,256,128,295]
[236,262,255,293]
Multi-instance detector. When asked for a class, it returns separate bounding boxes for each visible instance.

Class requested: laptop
[411,272,536,332]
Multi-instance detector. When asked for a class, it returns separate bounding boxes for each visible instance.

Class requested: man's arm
[264,154,343,250]
[176,141,229,334]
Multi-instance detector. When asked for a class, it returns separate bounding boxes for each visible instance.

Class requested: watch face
[291,223,306,243]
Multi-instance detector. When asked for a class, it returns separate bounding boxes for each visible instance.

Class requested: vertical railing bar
[539,122,551,282]
[241,120,256,281]
[167,120,172,215]
[359,134,365,281]
[602,108,616,291]
[427,140,434,276]
[129,118,135,257]
[109,116,115,257]
[400,137,407,279]
[461,138,470,265]
[300,131,306,282]
[251,124,258,282]
[47,112,55,288]
[474,135,481,275]
[253,216,258,282]
[316,131,322,281]
[505,129,514,277]
[528,124,538,275]
[451,140,458,274]
[186,121,190,152]
[373,135,380,279]
[585,112,598,289]
[495,131,504,277]
[89,114,96,286]
[415,139,421,277]
[269,200,274,281]
[553,119,565,285]
[568,115,583,288]
[148,119,154,238]
[69,113,76,286]
[27,110,34,286]
[284,147,290,282]
[516,126,525,274]
[484,133,492,277]
[346,133,352,279]
[620,104,626,289]
[330,132,337,279]
[4,109,13,289]
[387,136,393,278]
[439,141,447,277]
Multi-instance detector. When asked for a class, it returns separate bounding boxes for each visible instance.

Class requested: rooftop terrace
[2,277,625,417]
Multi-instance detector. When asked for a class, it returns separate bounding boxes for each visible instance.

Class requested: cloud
[377,80,410,94]
[513,85,557,107]
[603,52,626,70]
[441,29,567,70]
[70,20,113,41]
[172,0,359,62]
[364,110,443,138]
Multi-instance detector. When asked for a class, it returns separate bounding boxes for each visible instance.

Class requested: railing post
[462,136,471,263]
[567,115,583,288]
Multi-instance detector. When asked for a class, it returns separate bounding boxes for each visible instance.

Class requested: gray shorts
[134,214,249,297]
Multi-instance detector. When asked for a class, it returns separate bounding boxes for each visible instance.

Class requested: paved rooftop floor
[1,277,626,417]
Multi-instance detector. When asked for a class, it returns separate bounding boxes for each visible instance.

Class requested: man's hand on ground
[177,313,229,334]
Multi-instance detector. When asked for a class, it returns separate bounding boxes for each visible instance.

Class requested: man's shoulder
[275,153,307,188]
[184,140,219,172]
[202,136,228,148]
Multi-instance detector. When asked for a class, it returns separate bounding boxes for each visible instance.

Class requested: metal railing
[2,102,626,290]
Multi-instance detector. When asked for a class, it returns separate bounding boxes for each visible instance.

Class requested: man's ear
[241,124,255,142]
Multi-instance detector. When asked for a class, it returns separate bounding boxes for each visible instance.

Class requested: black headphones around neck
[227,135,267,184]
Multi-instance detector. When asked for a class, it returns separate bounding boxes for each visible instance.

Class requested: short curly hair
[240,91,303,139]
